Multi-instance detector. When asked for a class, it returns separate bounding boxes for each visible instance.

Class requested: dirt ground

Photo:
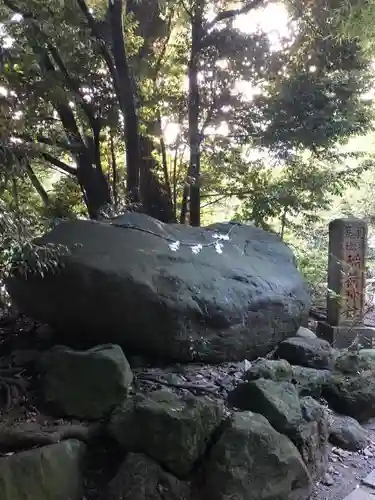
[312,419,375,500]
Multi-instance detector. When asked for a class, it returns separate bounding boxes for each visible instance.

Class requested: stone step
[362,470,375,490]
[343,487,375,500]
[342,469,375,500]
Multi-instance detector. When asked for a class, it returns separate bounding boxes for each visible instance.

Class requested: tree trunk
[108,0,142,204]
[172,146,179,221]
[188,0,204,227]
[76,149,111,219]
[156,110,172,205]
[179,183,189,224]
[109,132,119,211]
[139,135,175,222]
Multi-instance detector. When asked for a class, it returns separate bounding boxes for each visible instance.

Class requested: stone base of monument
[317,321,375,349]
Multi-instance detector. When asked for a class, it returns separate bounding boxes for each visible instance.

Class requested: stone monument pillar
[317,218,375,348]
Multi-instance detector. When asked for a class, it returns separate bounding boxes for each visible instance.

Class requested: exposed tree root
[0,422,102,454]
[136,374,218,395]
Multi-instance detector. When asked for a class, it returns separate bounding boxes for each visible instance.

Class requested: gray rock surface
[38,344,133,419]
[6,213,310,362]
[227,378,302,433]
[334,350,375,374]
[295,397,329,478]
[243,358,293,382]
[0,439,86,500]
[276,336,335,369]
[329,414,369,451]
[323,371,375,422]
[228,379,328,480]
[291,365,332,398]
[296,327,317,339]
[201,412,312,500]
[108,389,225,476]
[107,453,191,500]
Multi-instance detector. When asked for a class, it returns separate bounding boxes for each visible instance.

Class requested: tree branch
[40,152,77,176]
[15,134,83,154]
[205,0,265,31]
[179,0,193,18]
[151,9,175,83]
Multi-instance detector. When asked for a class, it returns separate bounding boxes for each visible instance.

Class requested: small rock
[291,365,332,398]
[322,371,375,422]
[227,379,302,433]
[242,358,293,382]
[293,397,329,479]
[35,324,55,342]
[296,327,317,339]
[38,344,133,419]
[362,447,374,458]
[334,350,375,374]
[276,337,335,370]
[329,414,369,451]
[321,473,334,486]
[359,349,375,361]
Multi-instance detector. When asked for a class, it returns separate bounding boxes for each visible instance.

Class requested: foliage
[1,0,373,224]
[332,0,375,55]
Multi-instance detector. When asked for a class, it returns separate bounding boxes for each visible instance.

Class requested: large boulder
[201,412,311,500]
[38,344,133,419]
[108,389,225,476]
[6,213,310,363]
[0,440,86,500]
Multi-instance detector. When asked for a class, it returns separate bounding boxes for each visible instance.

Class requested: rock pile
[0,331,374,500]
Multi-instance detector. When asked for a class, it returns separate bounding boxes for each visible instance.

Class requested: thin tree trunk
[156,110,172,204]
[180,182,189,224]
[188,0,204,227]
[109,133,118,211]
[280,207,288,241]
[172,143,179,220]
[108,0,142,203]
